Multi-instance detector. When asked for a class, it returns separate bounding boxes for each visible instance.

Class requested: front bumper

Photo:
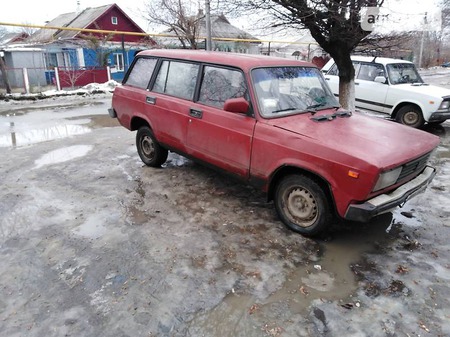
[429,111,450,122]
[344,166,436,222]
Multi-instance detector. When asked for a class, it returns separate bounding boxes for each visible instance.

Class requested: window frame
[198,65,248,109]
[113,53,124,72]
[111,16,118,25]
[151,59,201,101]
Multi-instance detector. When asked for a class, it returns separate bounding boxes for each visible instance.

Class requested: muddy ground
[0,88,449,336]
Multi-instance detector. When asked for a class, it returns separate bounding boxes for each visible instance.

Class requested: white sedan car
[323,55,450,128]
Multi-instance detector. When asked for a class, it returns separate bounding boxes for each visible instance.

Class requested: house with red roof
[23,3,155,85]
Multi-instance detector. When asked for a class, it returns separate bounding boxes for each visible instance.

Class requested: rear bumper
[344,166,436,222]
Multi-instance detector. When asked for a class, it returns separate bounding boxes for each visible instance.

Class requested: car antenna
[372,56,377,63]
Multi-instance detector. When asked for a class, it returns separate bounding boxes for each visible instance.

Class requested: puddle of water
[187,214,395,336]
[0,98,111,147]
[34,145,93,169]
[72,214,108,239]
[0,123,91,147]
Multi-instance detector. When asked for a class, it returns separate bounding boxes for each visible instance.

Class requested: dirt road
[0,94,449,336]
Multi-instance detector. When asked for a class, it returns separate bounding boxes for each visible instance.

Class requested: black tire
[136,127,168,167]
[395,105,424,128]
[274,174,332,236]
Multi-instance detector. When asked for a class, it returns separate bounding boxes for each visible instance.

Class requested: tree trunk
[0,55,12,94]
[329,49,356,111]
[338,77,355,111]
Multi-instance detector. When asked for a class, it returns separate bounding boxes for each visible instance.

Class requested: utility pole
[205,0,212,51]
[418,12,427,68]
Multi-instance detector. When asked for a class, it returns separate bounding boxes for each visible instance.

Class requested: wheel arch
[130,116,151,132]
[267,165,336,213]
[391,101,423,120]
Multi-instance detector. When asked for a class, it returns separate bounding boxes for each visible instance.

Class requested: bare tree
[144,0,203,49]
[225,0,385,110]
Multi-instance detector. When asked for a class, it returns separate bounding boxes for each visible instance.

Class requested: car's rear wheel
[136,127,168,167]
[395,105,424,128]
[274,174,331,236]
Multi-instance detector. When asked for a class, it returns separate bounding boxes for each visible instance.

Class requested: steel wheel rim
[141,135,155,159]
[284,187,318,228]
[403,111,419,125]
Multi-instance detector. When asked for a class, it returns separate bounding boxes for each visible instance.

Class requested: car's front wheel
[395,105,424,128]
[136,127,168,167]
[274,174,332,236]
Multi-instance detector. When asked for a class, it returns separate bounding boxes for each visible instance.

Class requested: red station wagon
[109,50,440,236]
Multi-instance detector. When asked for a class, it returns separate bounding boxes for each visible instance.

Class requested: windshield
[251,66,339,117]
[386,63,423,85]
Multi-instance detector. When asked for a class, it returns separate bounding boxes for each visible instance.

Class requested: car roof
[350,55,413,65]
[137,49,316,71]
[322,55,413,72]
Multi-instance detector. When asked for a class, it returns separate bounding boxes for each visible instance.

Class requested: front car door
[354,62,390,113]
[186,65,256,178]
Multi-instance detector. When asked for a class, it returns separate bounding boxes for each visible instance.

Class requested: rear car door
[147,60,200,152]
[186,65,256,178]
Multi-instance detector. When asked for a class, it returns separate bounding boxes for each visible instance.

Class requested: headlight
[373,167,402,192]
[438,100,450,110]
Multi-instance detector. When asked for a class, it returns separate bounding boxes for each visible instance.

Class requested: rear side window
[199,66,247,108]
[125,58,157,89]
[153,61,199,100]
[327,61,361,77]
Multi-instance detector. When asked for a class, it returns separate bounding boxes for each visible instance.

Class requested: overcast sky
[0,0,149,30]
[0,0,441,36]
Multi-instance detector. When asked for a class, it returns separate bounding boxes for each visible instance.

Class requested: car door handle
[146,96,156,104]
[325,77,330,80]
[355,82,360,86]
[189,108,203,119]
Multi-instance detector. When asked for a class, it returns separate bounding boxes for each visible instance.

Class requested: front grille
[396,153,430,183]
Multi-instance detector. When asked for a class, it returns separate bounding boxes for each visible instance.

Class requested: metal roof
[27,4,145,43]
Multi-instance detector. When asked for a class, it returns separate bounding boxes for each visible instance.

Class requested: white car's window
[386,63,423,85]
[357,63,385,81]
[153,60,199,100]
[199,66,247,109]
[125,58,157,89]
[327,61,360,77]
[252,66,339,117]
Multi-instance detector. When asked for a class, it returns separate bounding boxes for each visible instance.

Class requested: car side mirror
[223,97,249,114]
[374,76,387,84]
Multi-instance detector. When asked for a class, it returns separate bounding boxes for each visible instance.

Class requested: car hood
[393,83,450,98]
[268,111,440,169]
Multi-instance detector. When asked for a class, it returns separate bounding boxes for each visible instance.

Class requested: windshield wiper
[305,102,327,115]
[311,110,352,122]
[271,107,298,114]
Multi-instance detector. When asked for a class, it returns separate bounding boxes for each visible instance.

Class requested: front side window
[357,63,385,81]
[252,66,339,117]
[125,58,157,89]
[153,60,199,100]
[386,63,423,85]
[199,66,247,108]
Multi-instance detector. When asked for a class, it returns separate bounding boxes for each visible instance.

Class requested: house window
[113,53,124,71]
[45,53,58,69]
[112,16,118,25]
